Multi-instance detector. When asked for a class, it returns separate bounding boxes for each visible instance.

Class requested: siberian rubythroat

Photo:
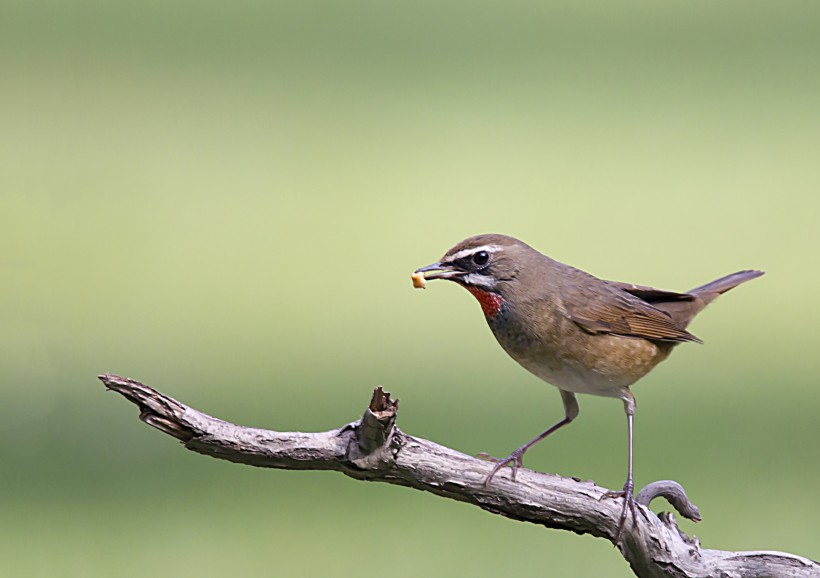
[414,234,762,538]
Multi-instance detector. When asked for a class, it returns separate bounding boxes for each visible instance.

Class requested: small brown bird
[414,234,762,538]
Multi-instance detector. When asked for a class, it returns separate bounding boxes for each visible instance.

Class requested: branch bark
[98,373,818,578]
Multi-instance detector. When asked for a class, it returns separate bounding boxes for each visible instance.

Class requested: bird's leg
[602,391,638,543]
[481,390,578,485]
[480,418,570,484]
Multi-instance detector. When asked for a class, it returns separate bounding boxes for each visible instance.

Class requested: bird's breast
[487,303,672,397]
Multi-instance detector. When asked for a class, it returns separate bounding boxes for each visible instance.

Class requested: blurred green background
[2,1,819,576]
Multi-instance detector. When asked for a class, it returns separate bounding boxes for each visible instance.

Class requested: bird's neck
[464,285,505,317]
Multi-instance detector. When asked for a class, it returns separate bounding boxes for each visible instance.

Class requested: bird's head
[414,234,536,317]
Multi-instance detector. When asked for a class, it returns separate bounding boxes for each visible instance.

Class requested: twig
[99,373,819,578]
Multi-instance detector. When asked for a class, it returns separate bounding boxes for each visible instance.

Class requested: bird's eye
[472,251,490,266]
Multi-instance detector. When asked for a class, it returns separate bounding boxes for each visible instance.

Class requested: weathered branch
[99,373,818,578]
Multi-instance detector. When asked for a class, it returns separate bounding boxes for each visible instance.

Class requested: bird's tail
[650,269,764,329]
[687,269,765,306]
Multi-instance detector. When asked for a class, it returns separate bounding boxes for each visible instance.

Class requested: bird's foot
[601,479,637,544]
[477,449,526,485]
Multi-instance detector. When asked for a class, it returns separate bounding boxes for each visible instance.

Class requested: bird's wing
[560,281,702,343]
[606,281,696,304]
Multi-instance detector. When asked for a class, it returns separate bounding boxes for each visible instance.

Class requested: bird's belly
[526,362,633,397]
[499,331,672,399]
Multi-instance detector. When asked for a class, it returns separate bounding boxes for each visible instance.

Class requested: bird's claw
[601,480,638,544]
[478,450,525,485]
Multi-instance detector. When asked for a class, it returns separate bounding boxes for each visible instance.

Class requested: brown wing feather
[561,282,702,344]
[607,281,696,303]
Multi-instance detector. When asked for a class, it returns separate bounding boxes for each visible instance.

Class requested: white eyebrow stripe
[444,245,502,262]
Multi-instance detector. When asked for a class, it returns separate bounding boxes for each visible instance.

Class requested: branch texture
[99,373,818,578]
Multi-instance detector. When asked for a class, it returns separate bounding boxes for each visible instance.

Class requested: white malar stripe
[461,273,498,289]
[445,245,502,263]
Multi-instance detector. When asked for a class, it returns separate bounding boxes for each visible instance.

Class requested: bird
[413,233,763,540]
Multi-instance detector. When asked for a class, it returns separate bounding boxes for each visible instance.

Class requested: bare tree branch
[99,373,818,578]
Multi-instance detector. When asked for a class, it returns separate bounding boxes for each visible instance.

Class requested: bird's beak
[413,261,465,281]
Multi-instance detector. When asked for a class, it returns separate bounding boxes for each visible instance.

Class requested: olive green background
[2,1,819,576]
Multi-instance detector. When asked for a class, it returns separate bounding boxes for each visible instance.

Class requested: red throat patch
[464,286,504,317]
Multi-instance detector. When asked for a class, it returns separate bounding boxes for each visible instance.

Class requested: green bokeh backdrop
[2,1,819,576]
